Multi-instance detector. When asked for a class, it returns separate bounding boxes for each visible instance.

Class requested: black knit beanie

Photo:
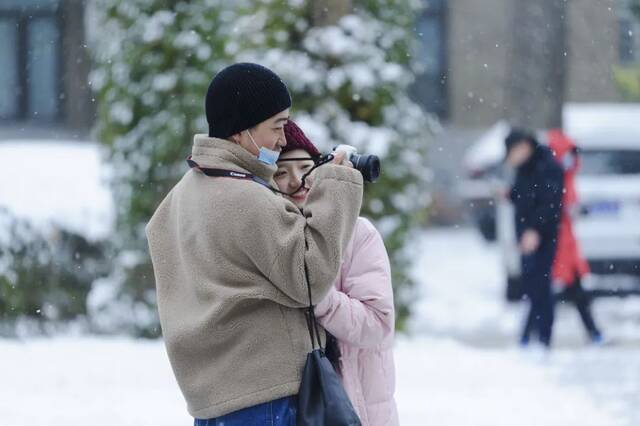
[205,63,292,139]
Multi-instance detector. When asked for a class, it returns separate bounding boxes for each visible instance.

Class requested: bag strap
[303,259,324,352]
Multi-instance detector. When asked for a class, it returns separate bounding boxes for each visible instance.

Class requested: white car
[461,103,640,300]
[569,105,640,278]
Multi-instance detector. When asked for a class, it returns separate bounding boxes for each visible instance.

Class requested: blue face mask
[247,130,280,165]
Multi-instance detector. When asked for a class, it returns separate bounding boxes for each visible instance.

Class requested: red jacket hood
[548,129,577,164]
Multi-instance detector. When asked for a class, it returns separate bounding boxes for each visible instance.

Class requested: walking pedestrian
[505,129,564,348]
[548,129,603,343]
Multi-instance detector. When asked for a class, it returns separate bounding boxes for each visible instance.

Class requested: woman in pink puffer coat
[274,120,399,426]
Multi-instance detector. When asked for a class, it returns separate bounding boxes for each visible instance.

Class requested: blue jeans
[194,395,297,426]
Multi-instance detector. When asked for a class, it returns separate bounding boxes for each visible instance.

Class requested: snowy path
[407,227,640,426]
[0,336,628,426]
[409,227,640,348]
[396,338,626,426]
[1,227,638,425]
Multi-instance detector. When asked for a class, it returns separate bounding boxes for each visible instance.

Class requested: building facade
[1,0,638,138]
[0,0,92,139]
[414,0,638,128]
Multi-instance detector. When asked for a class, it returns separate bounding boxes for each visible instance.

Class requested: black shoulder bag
[297,261,361,426]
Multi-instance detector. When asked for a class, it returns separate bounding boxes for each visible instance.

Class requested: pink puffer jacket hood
[314,217,399,426]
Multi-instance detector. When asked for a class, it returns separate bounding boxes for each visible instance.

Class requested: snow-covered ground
[0,140,114,241]
[1,334,633,426]
[409,228,640,347]
[2,227,639,425]
[408,227,640,426]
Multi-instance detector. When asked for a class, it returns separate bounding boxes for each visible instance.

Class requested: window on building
[619,18,635,63]
[413,0,448,118]
[0,0,62,123]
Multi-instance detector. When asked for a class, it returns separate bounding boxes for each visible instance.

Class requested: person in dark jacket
[505,129,564,348]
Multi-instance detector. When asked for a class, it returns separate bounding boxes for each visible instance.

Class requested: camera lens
[350,153,381,183]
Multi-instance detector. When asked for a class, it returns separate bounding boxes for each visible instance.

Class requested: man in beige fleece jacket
[146,63,363,423]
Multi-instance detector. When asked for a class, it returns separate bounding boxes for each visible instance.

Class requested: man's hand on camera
[331,151,354,168]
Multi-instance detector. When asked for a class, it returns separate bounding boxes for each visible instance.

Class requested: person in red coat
[548,129,603,343]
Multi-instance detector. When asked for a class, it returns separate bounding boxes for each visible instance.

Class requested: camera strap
[187,156,278,192]
[186,153,335,196]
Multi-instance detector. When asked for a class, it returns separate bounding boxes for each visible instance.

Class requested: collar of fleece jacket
[191,134,277,183]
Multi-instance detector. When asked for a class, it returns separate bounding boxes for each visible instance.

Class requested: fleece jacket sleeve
[233,164,363,308]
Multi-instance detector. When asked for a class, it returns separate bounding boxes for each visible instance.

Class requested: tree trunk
[505,0,567,130]
[312,0,352,26]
